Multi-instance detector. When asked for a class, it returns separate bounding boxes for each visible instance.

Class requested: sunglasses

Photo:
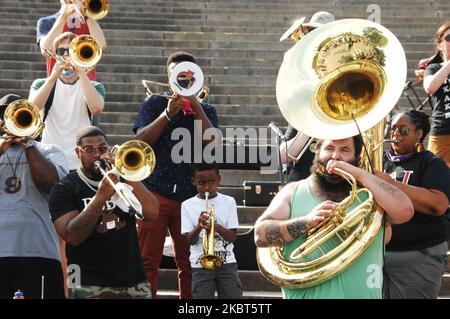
[78,145,109,155]
[444,34,450,42]
[56,47,70,56]
[391,126,410,136]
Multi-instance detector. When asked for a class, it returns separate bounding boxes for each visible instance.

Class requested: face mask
[62,69,75,78]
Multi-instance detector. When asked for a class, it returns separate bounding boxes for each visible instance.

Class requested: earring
[414,141,424,153]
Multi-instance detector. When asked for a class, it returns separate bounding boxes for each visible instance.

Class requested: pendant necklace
[4,149,24,194]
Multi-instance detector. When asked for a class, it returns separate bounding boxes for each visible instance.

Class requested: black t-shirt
[283,125,314,182]
[424,63,450,135]
[384,151,450,251]
[49,172,147,287]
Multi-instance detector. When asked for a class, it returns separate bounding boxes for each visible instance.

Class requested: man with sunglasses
[48,126,159,298]
[29,31,105,172]
[37,0,107,81]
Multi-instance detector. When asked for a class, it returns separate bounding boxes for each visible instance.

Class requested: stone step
[3,1,446,12]
[236,206,265,224]
[100,111,285,127]
[0,34,439,52]
[1,17,445,34]
[157,269,281,292]
[0,25,439,45]
[104,102,280,116]
[0,12,445,29]
[439,274,450,297]
[4,9,449,24]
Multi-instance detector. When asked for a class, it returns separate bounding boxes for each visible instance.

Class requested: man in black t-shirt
[48,126,159,298]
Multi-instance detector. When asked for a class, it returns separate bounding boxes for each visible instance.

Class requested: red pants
[138,192,192,299]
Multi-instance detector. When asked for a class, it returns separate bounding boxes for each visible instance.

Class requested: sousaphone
[256,19,407,288]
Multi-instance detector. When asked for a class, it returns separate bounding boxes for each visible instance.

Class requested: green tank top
[282,179,384,299]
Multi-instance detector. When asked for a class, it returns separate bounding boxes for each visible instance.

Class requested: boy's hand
[198,211,211,231]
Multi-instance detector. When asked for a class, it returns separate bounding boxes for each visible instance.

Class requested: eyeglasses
[391,126,410,136]
[78,145,109,155]
[56,47,70,56]
[444,34,450,42]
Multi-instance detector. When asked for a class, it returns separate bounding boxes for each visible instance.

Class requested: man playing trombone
[29,32,105,171]
[37,0,107,81]
[48,126,159,298]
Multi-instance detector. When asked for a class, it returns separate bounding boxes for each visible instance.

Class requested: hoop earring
[414,141,424,153]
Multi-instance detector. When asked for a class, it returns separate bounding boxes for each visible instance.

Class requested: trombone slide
[94,160,144,220]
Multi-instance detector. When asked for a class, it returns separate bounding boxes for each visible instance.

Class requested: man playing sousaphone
[48,126,159,298]
[254,136,414,298]
[256,16,416,298]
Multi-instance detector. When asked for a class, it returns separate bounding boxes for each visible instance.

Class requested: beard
[310,156,359,202]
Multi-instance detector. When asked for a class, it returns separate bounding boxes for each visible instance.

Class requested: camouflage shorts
[69,281,151,299]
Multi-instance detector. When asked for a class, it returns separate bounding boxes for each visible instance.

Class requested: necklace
[4,149,24,194]
[76,167,100,193]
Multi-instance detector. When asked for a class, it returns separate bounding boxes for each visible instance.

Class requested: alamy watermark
[170,120,281,174]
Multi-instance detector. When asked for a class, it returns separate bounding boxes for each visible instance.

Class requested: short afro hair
[76,126,107,145]
[166,51,196,68]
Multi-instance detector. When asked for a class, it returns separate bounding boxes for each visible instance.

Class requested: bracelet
[164,109,172,122]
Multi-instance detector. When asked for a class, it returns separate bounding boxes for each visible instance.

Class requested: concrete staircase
[1,0,449,298]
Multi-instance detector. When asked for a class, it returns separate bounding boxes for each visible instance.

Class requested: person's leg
[0,258,12,298]
[215,263,242,299]
[138,194,171,299]
[384,242,447,299]
[11,257,64,299]
[168,202,192,299]
[192,268,215,299]
[428,135,450,168]
[70,281,151,299]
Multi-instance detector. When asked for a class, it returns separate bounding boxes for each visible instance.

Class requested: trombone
[199,192,222,269]
[42,34,102,73]
[94,140,156,220]
[2,100,45,140]
[82,0,109,20]
[142,80,210,102]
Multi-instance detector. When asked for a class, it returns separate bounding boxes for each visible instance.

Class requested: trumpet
[94,140,156,220]
[2,100,45,140]
[42,34,102,72]
[199,192,222,269]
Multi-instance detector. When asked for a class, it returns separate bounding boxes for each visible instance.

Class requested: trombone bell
[113,140,156,182]
[83,0,109,20]
[3,100,44,139]
[69,35,102,72]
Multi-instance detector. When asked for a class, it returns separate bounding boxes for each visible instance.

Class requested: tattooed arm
[326,160,414,225]
[53,174,116,246]
[254,182,334,247]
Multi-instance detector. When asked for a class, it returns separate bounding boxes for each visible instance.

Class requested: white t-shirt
[181,192,239,268]
[29,78,105,170]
